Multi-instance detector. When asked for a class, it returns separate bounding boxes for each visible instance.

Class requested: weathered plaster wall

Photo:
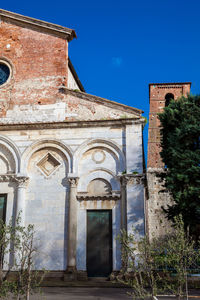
[67,67,80,91]
[0,92,139,124]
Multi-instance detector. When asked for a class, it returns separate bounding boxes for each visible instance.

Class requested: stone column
[119,176,127,231]
[67,175,79,271]
[15,176,29,227]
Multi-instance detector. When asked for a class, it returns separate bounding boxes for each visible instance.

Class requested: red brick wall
[0,20,68,117]
[147,83,191,168]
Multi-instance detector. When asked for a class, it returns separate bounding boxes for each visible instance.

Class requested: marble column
[15,176,29,227]
[119,176,127,231]
[67,175,79,271]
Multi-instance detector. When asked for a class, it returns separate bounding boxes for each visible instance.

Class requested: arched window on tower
[165,93,174,107]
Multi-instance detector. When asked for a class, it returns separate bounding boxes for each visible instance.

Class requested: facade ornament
[117,173,145,186]
[0,174,16,182]
[0,174,29,187]
[77,192,121,201]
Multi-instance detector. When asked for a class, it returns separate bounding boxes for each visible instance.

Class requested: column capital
[117,173,145,186]
[67,174,79,188]
[14,175,29,188]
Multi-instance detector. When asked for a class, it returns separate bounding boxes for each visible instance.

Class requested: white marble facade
[0,121,145,273]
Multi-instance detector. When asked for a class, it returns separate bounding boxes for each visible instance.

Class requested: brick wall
[0,20,68,118]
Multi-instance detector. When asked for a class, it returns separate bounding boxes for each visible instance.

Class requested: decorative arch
[78,169,120,193]
[87,178,112,195]
[21,139,73,174]
[74,138,125,174]
[0,135,21,173]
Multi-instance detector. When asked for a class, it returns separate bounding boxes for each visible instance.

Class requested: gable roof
[0,9,76,41]
[60,87,143,116]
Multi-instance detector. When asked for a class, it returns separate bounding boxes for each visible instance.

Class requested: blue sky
[1,0,200,162]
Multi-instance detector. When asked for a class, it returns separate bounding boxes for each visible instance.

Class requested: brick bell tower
[146,82,191,238]
[147,82,191,169]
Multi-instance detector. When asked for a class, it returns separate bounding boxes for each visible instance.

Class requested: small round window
[0,61,11,86]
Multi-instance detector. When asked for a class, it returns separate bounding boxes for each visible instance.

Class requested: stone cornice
[0,118,144,131]
[0,174,29,187]
[77,192,120,201]
[0,9,76,41]
[0,174,16,182]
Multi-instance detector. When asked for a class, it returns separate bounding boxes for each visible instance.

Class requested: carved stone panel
[36,152,61,177]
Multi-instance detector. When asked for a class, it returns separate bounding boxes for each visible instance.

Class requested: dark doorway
[87,210,112,277]
[0,194,7,222]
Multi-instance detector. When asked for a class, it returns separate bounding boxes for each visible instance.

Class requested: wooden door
[87,210,112,277]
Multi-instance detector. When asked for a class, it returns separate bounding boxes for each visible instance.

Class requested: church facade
[0,9,145,278]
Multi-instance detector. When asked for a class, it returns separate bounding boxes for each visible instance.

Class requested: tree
[117,229,164,299]
[158,95,200,234]
[117,217,199,300]
[0,215,46,300]
[14,224,46,300]
[161,215,198,300]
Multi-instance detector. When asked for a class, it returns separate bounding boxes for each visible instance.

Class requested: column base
[64,269,88,281]
[64,267,77,281]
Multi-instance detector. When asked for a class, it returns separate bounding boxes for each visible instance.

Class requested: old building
[0,9,145,279]
[147,82,191,238]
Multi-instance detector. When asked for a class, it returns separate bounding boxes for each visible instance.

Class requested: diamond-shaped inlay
[36,153,61,177]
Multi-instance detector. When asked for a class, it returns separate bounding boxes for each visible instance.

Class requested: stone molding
[77,191,120,201]
[0,174,16,182]
[0,118,143,130]
[0,174,29,187]
[118,173,145,186]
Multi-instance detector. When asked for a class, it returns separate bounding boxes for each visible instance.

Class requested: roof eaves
[149,82,192,86]
[0,9,76,41]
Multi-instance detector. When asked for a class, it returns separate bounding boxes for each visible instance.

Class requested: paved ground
[30,287,132,300]
[29,287,200,300]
